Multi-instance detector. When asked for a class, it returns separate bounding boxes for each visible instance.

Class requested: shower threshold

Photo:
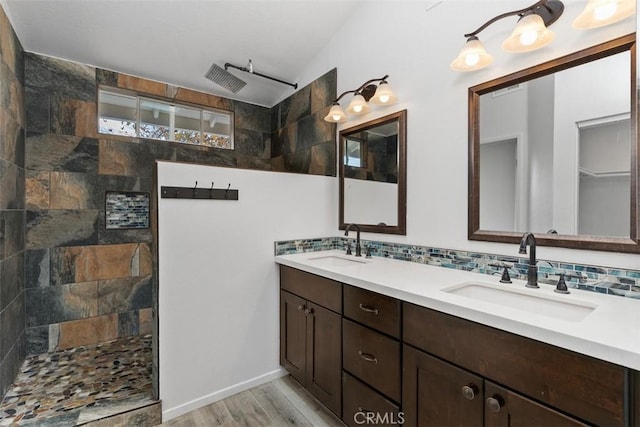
[0,334,157,426]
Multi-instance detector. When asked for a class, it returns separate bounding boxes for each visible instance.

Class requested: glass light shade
[369,82,398,105]
[450,37,493,72]
[324,104,347,123]
[502,13,555,53]
[346,94,370,115]
[573,0,635,29]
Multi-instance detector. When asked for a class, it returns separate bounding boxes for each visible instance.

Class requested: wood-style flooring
[160,375,346,427]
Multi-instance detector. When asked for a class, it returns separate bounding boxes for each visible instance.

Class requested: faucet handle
[554,274,570,294]
[499,266,512,284]
[365,246,372,259]
[345,242,352,255]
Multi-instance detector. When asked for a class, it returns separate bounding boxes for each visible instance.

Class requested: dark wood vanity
[279,264,639,426]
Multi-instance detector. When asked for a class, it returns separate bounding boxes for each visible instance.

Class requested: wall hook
[193,181,198,198]
[209,181,215,199]
[225,183,231,199]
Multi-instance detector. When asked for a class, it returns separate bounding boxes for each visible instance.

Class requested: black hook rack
[161,181,239,200]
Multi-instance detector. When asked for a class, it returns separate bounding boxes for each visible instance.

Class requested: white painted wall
[480,139,517,231]
[291,0,637,269]
[157,161,336,420]
[344,178,398,225]
[553,51,631,233]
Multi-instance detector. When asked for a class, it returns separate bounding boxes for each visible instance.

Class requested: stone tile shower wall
[23,53,337,357]
[271,68,337,176]
[0,6,26,399]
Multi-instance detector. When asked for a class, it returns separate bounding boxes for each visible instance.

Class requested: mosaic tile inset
[0,335,154,426]
[274,237,640,300]
[105,192,150,230]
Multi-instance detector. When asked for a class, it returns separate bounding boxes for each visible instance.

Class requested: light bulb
[519,30,538,46]
[594,2,618,20]
[353,105,363,113]
[465,52,480,66]
[379,94,390,103]
[332,114,341,121]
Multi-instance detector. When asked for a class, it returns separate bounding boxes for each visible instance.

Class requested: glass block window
[98,91,137,137]
[98,88,234,149]
[105,192,150,229]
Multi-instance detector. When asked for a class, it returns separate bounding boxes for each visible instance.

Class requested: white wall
[480,139,517,231]
[344,178,398,225]
[553,51,631,233]
[157,161,336,420]
[291,0,638,269]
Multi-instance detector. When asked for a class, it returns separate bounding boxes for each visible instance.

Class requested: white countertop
[275,250,640,371]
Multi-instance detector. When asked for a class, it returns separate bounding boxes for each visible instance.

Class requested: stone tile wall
[0,5,26,399]
[271,68,337,175]
[23,52,337,359]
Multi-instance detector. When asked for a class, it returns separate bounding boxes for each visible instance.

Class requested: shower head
[204,63,247,94]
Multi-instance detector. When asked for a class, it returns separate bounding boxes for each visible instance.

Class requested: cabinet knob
[461,384,478,400]
[358,350,378,364]
[304,308,314,316]
[359,304,379,315]
[486,396,503,413]
[297,305,304,311]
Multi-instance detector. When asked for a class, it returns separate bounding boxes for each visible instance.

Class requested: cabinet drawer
[342,372,400,427]
[280,265,342,313]
[403,302,626,427]
[343,319,401,402]
[343,285,401,338]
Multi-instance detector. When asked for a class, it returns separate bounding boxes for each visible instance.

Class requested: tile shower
[0,7,338,422]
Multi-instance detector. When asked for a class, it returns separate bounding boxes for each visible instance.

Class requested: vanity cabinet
[279,264,637,426]
[403,345,586,426]
[279,266,342,415]
[403,302,627,426]
[342,285,402,425]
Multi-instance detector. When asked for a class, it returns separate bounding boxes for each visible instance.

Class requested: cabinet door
[306,301,342,416]
[484,382,587,427]
[280,290,307,384]
[403,345,483,427]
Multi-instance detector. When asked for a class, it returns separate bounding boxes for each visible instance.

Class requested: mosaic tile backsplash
[274,237,640,299]
[105,192,150,229]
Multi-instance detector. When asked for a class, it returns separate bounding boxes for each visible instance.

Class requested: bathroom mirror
[469,34,638,253]
[339,110,407,234]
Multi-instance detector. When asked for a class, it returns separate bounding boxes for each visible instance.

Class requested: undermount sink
[306,255,369,267]
[443,282,597,322]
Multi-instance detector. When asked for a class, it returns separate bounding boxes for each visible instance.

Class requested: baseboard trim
[161,368,288,421]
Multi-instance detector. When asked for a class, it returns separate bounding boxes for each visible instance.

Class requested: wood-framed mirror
[469,34,638,253]
[339,110,407,234]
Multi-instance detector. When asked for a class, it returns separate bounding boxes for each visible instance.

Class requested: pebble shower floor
[0,335,153,426]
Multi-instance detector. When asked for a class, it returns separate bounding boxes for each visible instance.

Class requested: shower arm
[224,62,298,90]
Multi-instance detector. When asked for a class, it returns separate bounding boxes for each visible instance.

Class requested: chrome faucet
[518,232,539,288]
[344,224,362,257]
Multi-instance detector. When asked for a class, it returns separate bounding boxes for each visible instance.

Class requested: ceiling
[1,0,364,107]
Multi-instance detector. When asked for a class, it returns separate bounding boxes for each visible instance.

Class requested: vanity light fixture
[324,75,397,123]
[573,0,636,29]
[451,0,565,72]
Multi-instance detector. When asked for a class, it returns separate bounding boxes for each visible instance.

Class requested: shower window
[98,88,234,149]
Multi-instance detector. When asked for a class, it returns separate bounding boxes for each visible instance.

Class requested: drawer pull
[357,406,374,414]
[461,384,478,400]
[359,304,379,315]
[358,350,378,364]
[487,396,503,413]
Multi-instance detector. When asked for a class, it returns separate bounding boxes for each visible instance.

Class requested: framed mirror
[339,110,407,234]
[469,34,638,253]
